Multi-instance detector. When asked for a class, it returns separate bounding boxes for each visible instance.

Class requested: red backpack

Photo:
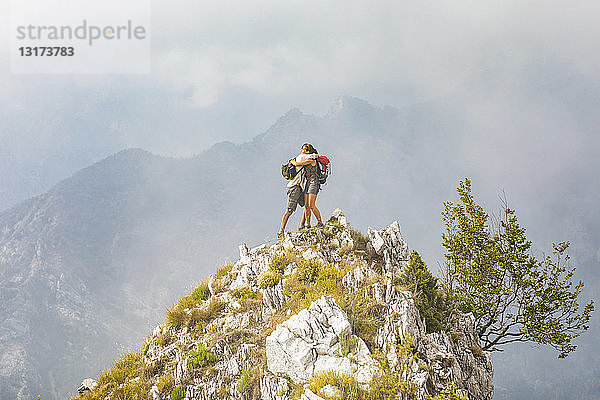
[316,155,330,185]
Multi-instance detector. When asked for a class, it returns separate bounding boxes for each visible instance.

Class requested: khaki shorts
[286,185,304,212]
[305,179,320,195]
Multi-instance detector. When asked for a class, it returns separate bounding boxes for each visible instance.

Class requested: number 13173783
[19,47,75,56]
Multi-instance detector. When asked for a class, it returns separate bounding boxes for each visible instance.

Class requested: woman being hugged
[292,143,323,229]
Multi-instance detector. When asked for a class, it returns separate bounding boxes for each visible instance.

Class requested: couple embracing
[278,143,323,238]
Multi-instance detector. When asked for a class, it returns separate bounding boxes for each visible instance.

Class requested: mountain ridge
[74,210,494,400]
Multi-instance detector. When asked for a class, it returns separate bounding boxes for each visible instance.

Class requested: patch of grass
[296,258,322,283]
[368,371,401,400]
[338,332,358,357]
[187,344,217,370]
[326,216,345,234]
[236,365,262,399]
[230,287,263,313]
[207,328,260,352]
[349,228,383,268]
[155,329,174,347]
[170,385,185,400]
[471,344,484,357]
[166,304,190,329]
[218,384,230,397]
[300,370,366,400]
[231,286,259,300]
[192,281,211,301]
[259,253,293,288]
[259,269,283,288]
[177,281,212,310]
[212,263,235,294]
[270,253,291,273]
[338,243,353,257]
[344,291,386,351]
[282,261,345,315]
[156,374,175,393]
[280,259,386,351]
[215,263,235,280]
[73,350,153,399]
[189,298,226,332]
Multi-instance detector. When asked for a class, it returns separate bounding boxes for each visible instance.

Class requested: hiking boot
[316,222,324,228]
[277,229,284,238]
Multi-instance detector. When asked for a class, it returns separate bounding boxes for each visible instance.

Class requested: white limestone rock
[266,296,377,384]
[260,372,291,400]
[331,208,349,227]
[149,385,160,400]
[262,282,286,320]
[77,378,98,394]
[367,221,410,275]
[321,384,341,398]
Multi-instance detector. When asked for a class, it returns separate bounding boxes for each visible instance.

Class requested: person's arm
[292,158,315,166]
[292,153,318,166]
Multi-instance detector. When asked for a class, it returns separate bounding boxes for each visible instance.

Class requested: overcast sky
[2,0,600,155]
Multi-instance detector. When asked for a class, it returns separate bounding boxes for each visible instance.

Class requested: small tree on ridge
[442,178,593,358]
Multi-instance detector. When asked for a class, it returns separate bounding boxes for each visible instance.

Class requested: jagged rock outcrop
[367,221,410,275]
[76,209,493,400]
[266,295,377,384]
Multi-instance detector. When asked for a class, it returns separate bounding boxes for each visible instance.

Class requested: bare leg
[304,193,312,226]
[307,194,322,224]
[280,210,293,231]
[299,209,306,228]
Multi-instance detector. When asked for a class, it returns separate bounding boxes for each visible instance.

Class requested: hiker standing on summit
[278,143,321,237]
[297,143,323,230]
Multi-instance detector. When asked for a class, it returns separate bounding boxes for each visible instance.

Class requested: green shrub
[398,251,450,333]
[259,269,283,288]
[187,344,217,369]
[170,385,185,400]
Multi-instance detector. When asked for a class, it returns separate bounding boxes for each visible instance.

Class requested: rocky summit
[75,209,493,400]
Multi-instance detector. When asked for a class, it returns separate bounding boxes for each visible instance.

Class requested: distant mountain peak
[325,96,377,118]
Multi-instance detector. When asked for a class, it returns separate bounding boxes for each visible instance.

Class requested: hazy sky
[2,0,600,155]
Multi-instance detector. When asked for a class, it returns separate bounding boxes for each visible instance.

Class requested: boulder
[77,378,98,394]
[266,296,376,383]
